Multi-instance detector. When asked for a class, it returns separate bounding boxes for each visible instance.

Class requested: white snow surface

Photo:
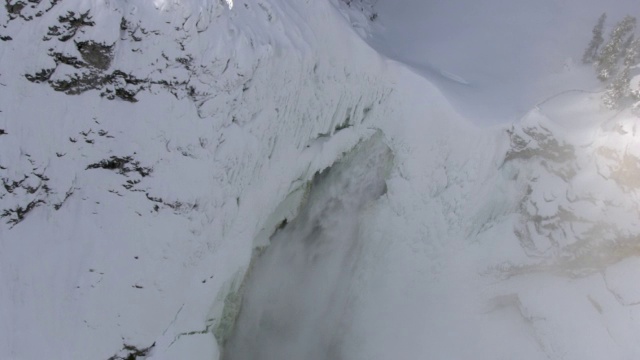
[1,0,640,359]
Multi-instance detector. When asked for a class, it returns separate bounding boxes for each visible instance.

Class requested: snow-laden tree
[624,37,640,66]
[584,14,640,112]
[603,66,631,109]
[582,13,607,64]
[602,35,640,109]
[596,15,636,81]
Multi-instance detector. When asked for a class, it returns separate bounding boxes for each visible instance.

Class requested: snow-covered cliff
[0,0,402,358]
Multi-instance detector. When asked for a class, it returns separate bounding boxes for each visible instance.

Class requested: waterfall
[223,134,393,360]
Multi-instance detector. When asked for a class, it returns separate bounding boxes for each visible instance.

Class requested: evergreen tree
[602,66,631,109]
[622,34,635,53]
[596,15,636,81]
[582,13,607,64]
[623,37,640,66]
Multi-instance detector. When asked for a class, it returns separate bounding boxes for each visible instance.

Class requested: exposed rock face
[76,41,113,70]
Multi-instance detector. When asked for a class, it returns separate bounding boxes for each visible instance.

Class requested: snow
[605,257,640,306]
[1,0,640,359]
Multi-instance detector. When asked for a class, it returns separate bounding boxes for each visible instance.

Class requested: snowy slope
[2,0,640,359]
